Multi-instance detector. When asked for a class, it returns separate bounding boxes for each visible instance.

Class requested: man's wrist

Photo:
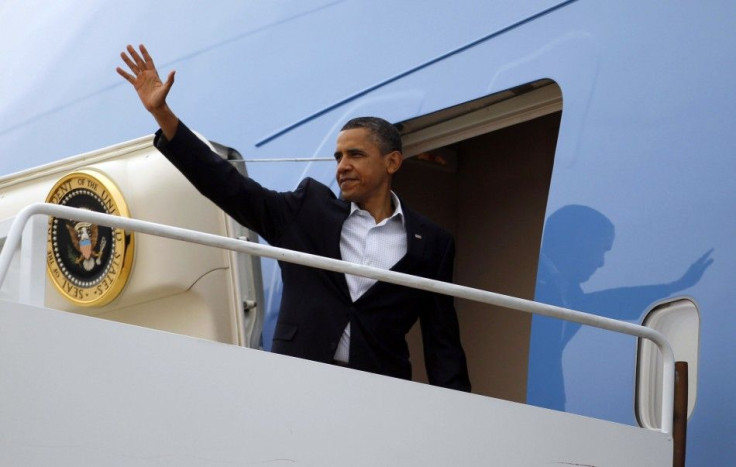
[150,104,179,140]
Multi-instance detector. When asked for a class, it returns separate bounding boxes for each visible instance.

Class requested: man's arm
[117,44,179,139]
[419,237,472,392]
[116,44,304,244]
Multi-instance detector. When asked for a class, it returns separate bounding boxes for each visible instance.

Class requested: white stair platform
[0,300,671,466]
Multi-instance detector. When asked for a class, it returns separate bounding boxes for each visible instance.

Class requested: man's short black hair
[341,117,402,155]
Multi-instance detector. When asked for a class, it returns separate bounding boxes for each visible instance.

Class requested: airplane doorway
[394,81,561,401]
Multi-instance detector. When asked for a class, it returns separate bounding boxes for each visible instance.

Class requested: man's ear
[385,151,403,174]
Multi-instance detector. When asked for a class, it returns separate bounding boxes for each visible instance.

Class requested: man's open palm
[117,44,175,113]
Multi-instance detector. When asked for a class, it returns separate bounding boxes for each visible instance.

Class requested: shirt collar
[349,191,405,226]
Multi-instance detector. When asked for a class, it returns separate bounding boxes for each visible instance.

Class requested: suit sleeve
[419,237,472,392]
[154,121,303,244]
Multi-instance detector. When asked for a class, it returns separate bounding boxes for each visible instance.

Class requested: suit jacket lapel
[324,197,352,301]
[391,204,426,274]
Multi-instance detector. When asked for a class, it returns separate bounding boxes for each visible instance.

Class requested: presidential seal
[46,170,134,306]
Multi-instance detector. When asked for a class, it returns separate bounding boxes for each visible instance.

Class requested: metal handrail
[0,203,675,435]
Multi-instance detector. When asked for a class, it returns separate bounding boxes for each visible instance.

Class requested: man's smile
[339,177,358,188]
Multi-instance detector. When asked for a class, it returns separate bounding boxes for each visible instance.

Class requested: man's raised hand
[117,44,179,139]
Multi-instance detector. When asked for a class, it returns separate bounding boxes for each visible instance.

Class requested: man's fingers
[127,44,146,69]
[116,67,134,83]
[139,44,155,69]
[164,70,176,90]
[120,51,139,74]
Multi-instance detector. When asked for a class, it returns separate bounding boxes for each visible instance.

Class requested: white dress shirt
[333,192,407,363]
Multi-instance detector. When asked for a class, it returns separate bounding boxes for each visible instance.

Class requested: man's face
[334,128,398,207]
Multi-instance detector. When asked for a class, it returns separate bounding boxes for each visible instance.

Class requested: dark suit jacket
[155,122,471,391]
